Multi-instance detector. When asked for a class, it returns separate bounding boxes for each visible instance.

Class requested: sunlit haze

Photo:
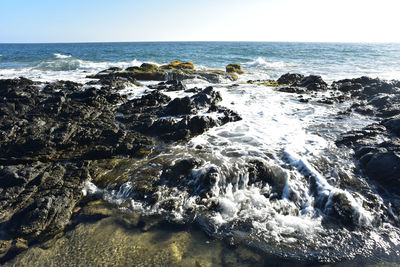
[1,0,399,43]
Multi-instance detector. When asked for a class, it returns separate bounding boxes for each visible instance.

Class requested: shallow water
[4,202,398,267]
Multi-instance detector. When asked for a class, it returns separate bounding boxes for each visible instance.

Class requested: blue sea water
[0,42,399,82]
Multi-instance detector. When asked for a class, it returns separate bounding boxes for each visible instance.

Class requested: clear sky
[1,0,399,43]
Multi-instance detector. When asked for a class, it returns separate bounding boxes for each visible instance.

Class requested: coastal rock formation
[276,73,328,92]
[116,86,241,141]
[89,61,239,83]
[277,73,304,85]
[335,77,400,195]
[0,73,241,261]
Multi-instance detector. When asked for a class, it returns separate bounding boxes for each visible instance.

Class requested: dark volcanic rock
[383,115,400,137]
[148,80,187,91]
[295,75,328,91]
[363,151,400,188]
[277,87,307,94]
[117,86,238,142]
[0,163,88,241]
[337,122,400,194]
[277,73,304,85]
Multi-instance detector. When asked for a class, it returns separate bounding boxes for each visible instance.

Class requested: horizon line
[1,40,399,45]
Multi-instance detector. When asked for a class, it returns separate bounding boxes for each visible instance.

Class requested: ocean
[1,42,400,82]
[1,42,400,266]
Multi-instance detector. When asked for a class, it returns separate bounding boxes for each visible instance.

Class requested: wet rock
[324,192,356,228]
[337,82,363,92]
[0,163,88,241]
[0,238,28,263]
[148,80,186,91]
[90,62,238,84]
[277,87,307,94]
[163,97,195,116]
[337,121,400,194]
[295,75,328,91]
[97,75,142,90]
[161,158,202,186]
[139,63,159,72]
[160,61,194,70]
[363,151,400,188]
[277,73,304,85]
[383,115,400,137]
[226,63,244,74]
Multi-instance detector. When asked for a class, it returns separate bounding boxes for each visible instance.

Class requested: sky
[0,0,399,43]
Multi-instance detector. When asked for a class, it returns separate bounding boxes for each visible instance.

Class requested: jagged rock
[295,75,328,91]
[148,80,186,91]
[0,163,88,241]
[277,87,307,94]
[383,115,400,136]
[277,73,304,85]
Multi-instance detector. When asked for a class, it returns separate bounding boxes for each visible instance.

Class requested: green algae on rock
[226,63,244,74]
[160,61,195,70]
[89,61,238,83]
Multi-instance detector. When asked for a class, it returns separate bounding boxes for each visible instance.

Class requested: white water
[81,76,400,260]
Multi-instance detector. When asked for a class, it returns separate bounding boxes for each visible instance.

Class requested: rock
[160,61,194,70]
[161,158,202,186]
[364,151,400,189]
[163,97,194,116]
[96,75,142,90]
[277,73,304,85]
[148,80,186,91]
[0,71,242,260]
[0,238,28,263]
[92,67,122,78]
[383,115,400,136]
[296,75,328,91]
[337,82,363,92]
[139,63,159,72]
[90,62,238,84]
[277,87,307,94]
[226,63,244,74]
[0,163,88,241]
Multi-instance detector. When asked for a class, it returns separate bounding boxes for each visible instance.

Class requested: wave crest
[246,57,291,69]
[54,53,72,59]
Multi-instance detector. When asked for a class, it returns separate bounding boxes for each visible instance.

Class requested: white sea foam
[82,180,100,196]
[54,53,72,59]
[0,57,146,83]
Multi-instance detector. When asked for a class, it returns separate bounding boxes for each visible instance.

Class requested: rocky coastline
[1,61,399,264]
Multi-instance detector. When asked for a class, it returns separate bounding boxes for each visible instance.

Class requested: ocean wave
[31,56,145,72]
[245,57,291,69]
[54,53,72,59]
